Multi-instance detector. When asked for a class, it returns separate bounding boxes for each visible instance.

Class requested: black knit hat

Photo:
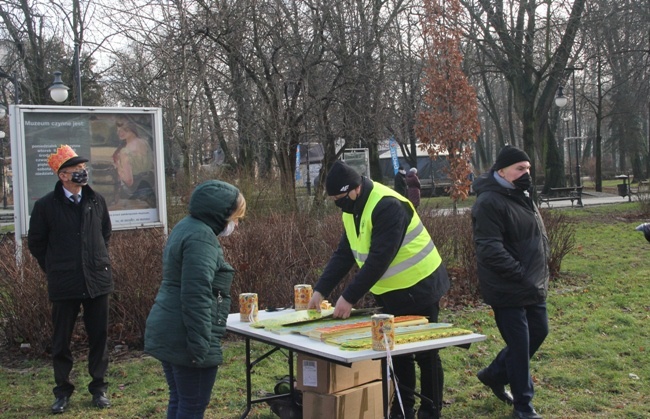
[326,160,362,196]
[493,145,530,171]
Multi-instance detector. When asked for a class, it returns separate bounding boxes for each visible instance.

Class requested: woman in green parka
[145,180,246,418]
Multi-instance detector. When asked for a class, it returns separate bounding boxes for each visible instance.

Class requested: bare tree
[0,0,111,106]
[596,0,649,179]
[381,3,427,171]
[460,0,586,192]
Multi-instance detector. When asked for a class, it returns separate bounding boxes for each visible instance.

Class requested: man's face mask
[334,192,356,214]
[67,169,89,185]
[513,172,532,191]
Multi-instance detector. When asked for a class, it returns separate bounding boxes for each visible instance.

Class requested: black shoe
[417,405,440,419]
[91,392,111,409]
[390,408,416,419]
[51,396,69,414]
[477,368,513,405]
[513,408,542,419]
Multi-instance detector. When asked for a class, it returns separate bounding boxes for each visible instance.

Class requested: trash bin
[617,183,628,197]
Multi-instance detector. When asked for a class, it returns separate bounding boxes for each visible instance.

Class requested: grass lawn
[1,203,649,418]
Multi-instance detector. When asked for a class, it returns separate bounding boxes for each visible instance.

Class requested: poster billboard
[10,105,167,236]
[342,148,370,178]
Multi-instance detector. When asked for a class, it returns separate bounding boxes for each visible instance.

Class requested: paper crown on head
[47,145,89,173]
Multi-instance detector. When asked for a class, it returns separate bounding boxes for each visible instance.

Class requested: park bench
[538,186,584,208]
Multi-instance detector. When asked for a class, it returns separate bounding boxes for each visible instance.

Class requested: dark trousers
[487,303,548,413]
[390,304,442,413]
[375,288,443,415]
[51,294,110,398]
[162,361,218,419]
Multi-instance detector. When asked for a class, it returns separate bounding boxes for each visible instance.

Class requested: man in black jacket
[28,145,113,414]
[471,145,549,419]
[308,160,450,419]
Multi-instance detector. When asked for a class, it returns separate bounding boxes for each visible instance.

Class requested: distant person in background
[471,145,549,419]
[112,116,156,207]
[406,167,421,208]
[394,166,407,197]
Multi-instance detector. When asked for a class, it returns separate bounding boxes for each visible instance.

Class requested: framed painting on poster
[9,105,167,236]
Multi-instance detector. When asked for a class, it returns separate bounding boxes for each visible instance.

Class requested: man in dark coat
[471,145,549,419]
[28,145,113,414]
[394,166,407,197]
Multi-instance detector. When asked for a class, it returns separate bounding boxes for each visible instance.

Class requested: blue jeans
[161,361,218,418]
[488,303,548,413]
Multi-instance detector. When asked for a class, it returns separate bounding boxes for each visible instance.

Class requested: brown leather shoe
[477,368,514,405]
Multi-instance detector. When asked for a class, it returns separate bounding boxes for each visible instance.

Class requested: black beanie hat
[326,160,362,196]
[493,145,530,171]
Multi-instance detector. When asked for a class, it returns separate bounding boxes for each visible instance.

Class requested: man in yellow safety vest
[308,160,450,419]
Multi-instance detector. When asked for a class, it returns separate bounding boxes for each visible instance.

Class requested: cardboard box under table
[296,353,381,394]
[226,310,486,418]
[302,380,384,419]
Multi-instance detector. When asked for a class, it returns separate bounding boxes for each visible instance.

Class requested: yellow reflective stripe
[371,248,442,294]
[355,221,425,263]
[381,239,435,278]
[402,221,424,246]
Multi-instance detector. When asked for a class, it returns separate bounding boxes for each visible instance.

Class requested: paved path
[426,191,634,216]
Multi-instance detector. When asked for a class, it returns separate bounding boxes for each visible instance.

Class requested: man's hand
[333,296,353,319]
[307,290,324,311]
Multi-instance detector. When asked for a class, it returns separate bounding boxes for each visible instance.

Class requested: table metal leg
[240,337,294,419]
[288,350,294,399]
[241,338,252,419]
[382,358,389,419]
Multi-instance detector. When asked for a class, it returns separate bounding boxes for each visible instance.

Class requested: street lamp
[48,71,70,103]
[555,85,568,108]
[562,114,573,185]
[556,85,579,185]
[556,68,583,206]
[48,41,82,105]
